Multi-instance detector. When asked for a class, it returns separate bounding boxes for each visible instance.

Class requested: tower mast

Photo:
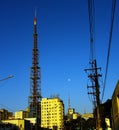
[28,11,41,121]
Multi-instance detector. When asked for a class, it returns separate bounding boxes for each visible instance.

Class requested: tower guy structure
[28,12,42,122]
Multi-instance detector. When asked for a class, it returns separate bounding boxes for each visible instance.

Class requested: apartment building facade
[112,80,119,130]
[41,97,64,130]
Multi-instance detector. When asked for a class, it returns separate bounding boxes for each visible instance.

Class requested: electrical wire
[87,0,97,105]
[101,0,116,101]
[88,0,95,62]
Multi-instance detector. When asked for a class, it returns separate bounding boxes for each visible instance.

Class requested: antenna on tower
[34,8,37,25]
[35,7,37,18]
[68,95,71,109]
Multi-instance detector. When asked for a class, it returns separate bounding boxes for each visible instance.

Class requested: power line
[88,0,95,62]
[101,0,116,101]
[0,104,15,112]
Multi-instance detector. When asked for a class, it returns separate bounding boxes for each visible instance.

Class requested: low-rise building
[1,119,31,130]
[68,108,75,115]
[81,113,93,120]
[67,108,80,120]
[15,110,27,119]
[0,109,13,120]
[25,117,37,125]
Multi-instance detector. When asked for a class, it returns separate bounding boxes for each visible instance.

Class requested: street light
[0,75,14,82]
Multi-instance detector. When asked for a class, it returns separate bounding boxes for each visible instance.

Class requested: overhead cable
[101,0,116,101]
[88,0,95,62]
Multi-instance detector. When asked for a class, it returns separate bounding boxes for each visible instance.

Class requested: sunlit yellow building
[81,113,93,120]
[41,97,64,130]
[112,80,119,130]
[15,110,27,119]
[67,108,80,120]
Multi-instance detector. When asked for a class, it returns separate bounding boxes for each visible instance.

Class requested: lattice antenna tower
[28,11,41,119]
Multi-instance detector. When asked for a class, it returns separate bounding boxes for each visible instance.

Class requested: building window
[117,94,119,114]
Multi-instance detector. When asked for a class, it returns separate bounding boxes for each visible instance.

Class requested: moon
[67,78,71,82]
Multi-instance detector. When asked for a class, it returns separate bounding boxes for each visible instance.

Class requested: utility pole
[85,0,102,129]
[85,59,102,130]
[94,60,101,130]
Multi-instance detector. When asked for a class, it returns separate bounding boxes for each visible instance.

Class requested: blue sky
[0,0,119,114]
